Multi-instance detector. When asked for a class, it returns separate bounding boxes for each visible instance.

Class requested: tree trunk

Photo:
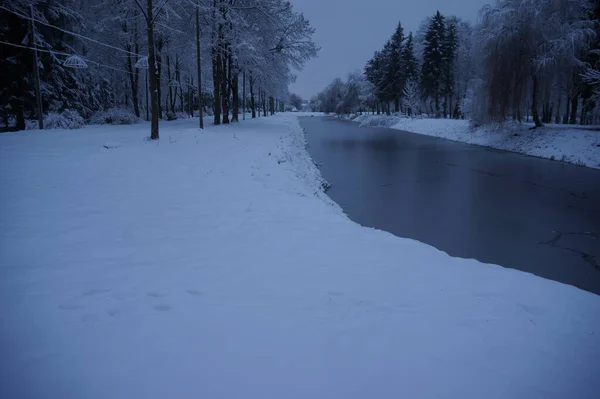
[16,105,25,131]
[564,95,570,124]
[146,0,159,139]
[166,55,175,116]
[531,73,542,128]
[156,36,163,119]
[176,55,183,113]
[212,47,221,125]
[221,49,230,124]
[242,70,246,120]
[569,94,578,124]
[580,99,588,125]
[443,94,448,118]
[187,82,192,117]
[232,61,239,122]
[126,52,140,117]
[250,74,256,118]
[196,1,204,128]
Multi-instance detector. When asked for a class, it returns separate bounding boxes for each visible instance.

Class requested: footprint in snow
[186,289,203,296]
[82,288,110,297]
[59,304,83,310]
[154,305,173,311]
[147,292,162,298]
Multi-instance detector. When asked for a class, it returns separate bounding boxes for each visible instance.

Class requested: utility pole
[30,5,43,130]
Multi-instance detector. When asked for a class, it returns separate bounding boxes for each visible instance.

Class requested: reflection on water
[301,117,600,295]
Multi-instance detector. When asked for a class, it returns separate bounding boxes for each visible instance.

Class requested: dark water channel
[301,116,600,295]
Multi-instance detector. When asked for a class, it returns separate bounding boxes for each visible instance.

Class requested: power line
[0,4,143,58]
[0,39,136,75]
[0,4,192,71]
[0,39,70,56]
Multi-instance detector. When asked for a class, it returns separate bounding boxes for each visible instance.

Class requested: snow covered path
[1,115,599,399]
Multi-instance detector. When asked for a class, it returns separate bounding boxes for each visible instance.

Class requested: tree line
[314,0,600,127]
[0,0,318,138]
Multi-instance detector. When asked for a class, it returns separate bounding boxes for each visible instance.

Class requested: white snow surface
[351,114,600,169]
[1,115,599,399]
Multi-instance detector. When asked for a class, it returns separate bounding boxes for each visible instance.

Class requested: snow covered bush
[175,112,191,120]
[90,108,138,125]
[32,109,86,130]
[25,120,39,130]
[359,114,404,128]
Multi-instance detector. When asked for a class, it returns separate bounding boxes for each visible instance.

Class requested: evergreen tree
[420,11,446,117]
[379,40,394,113]
[0,6,31,129]
[387,21,404,112]
[401,32,418,84]
[442,18,458,118]
[365,50,386,111]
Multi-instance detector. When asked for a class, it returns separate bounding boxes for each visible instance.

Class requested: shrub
[90,108,139,125]
[175,112,191,120]
[358,115,403,128]
[42,109,85,130]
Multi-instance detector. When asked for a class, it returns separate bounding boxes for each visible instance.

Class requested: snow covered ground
[1,114,599,399]
[350,114,600,169]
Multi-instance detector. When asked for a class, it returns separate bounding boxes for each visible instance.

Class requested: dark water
[300,116,600,295]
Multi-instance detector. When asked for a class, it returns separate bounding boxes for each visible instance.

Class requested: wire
[0,4,143,58]
[0,39,137,76]
[0,4,193,71]
[0,39,70,56]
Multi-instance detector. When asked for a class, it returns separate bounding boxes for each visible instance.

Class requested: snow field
[0,114,599,399]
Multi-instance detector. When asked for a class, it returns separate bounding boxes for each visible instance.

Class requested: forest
[0,0,318,138]
[314,0,600,127]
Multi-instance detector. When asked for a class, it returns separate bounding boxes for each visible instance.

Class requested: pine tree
[379,40,394,114]
[401,32,418,84]
[442,18,458,118]
[387,21,404,112]
[420,11,446,117]
[365,50,387,111]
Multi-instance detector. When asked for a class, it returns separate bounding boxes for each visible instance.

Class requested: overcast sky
[288,0,490,100]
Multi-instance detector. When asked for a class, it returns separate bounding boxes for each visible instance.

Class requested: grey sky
[288,0,490,100]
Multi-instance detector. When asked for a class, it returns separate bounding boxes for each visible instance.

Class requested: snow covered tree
[452,19,474,119]
[386,21,405,112]
[0,0,317,135]
[474,0,596,127]
[442,17,458,118]
[0,0,106,128]
[420,11,446,117]
[365,50,386,112]
[403,79,421,116]
[289,93,302,110]
[401,32,418,84]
